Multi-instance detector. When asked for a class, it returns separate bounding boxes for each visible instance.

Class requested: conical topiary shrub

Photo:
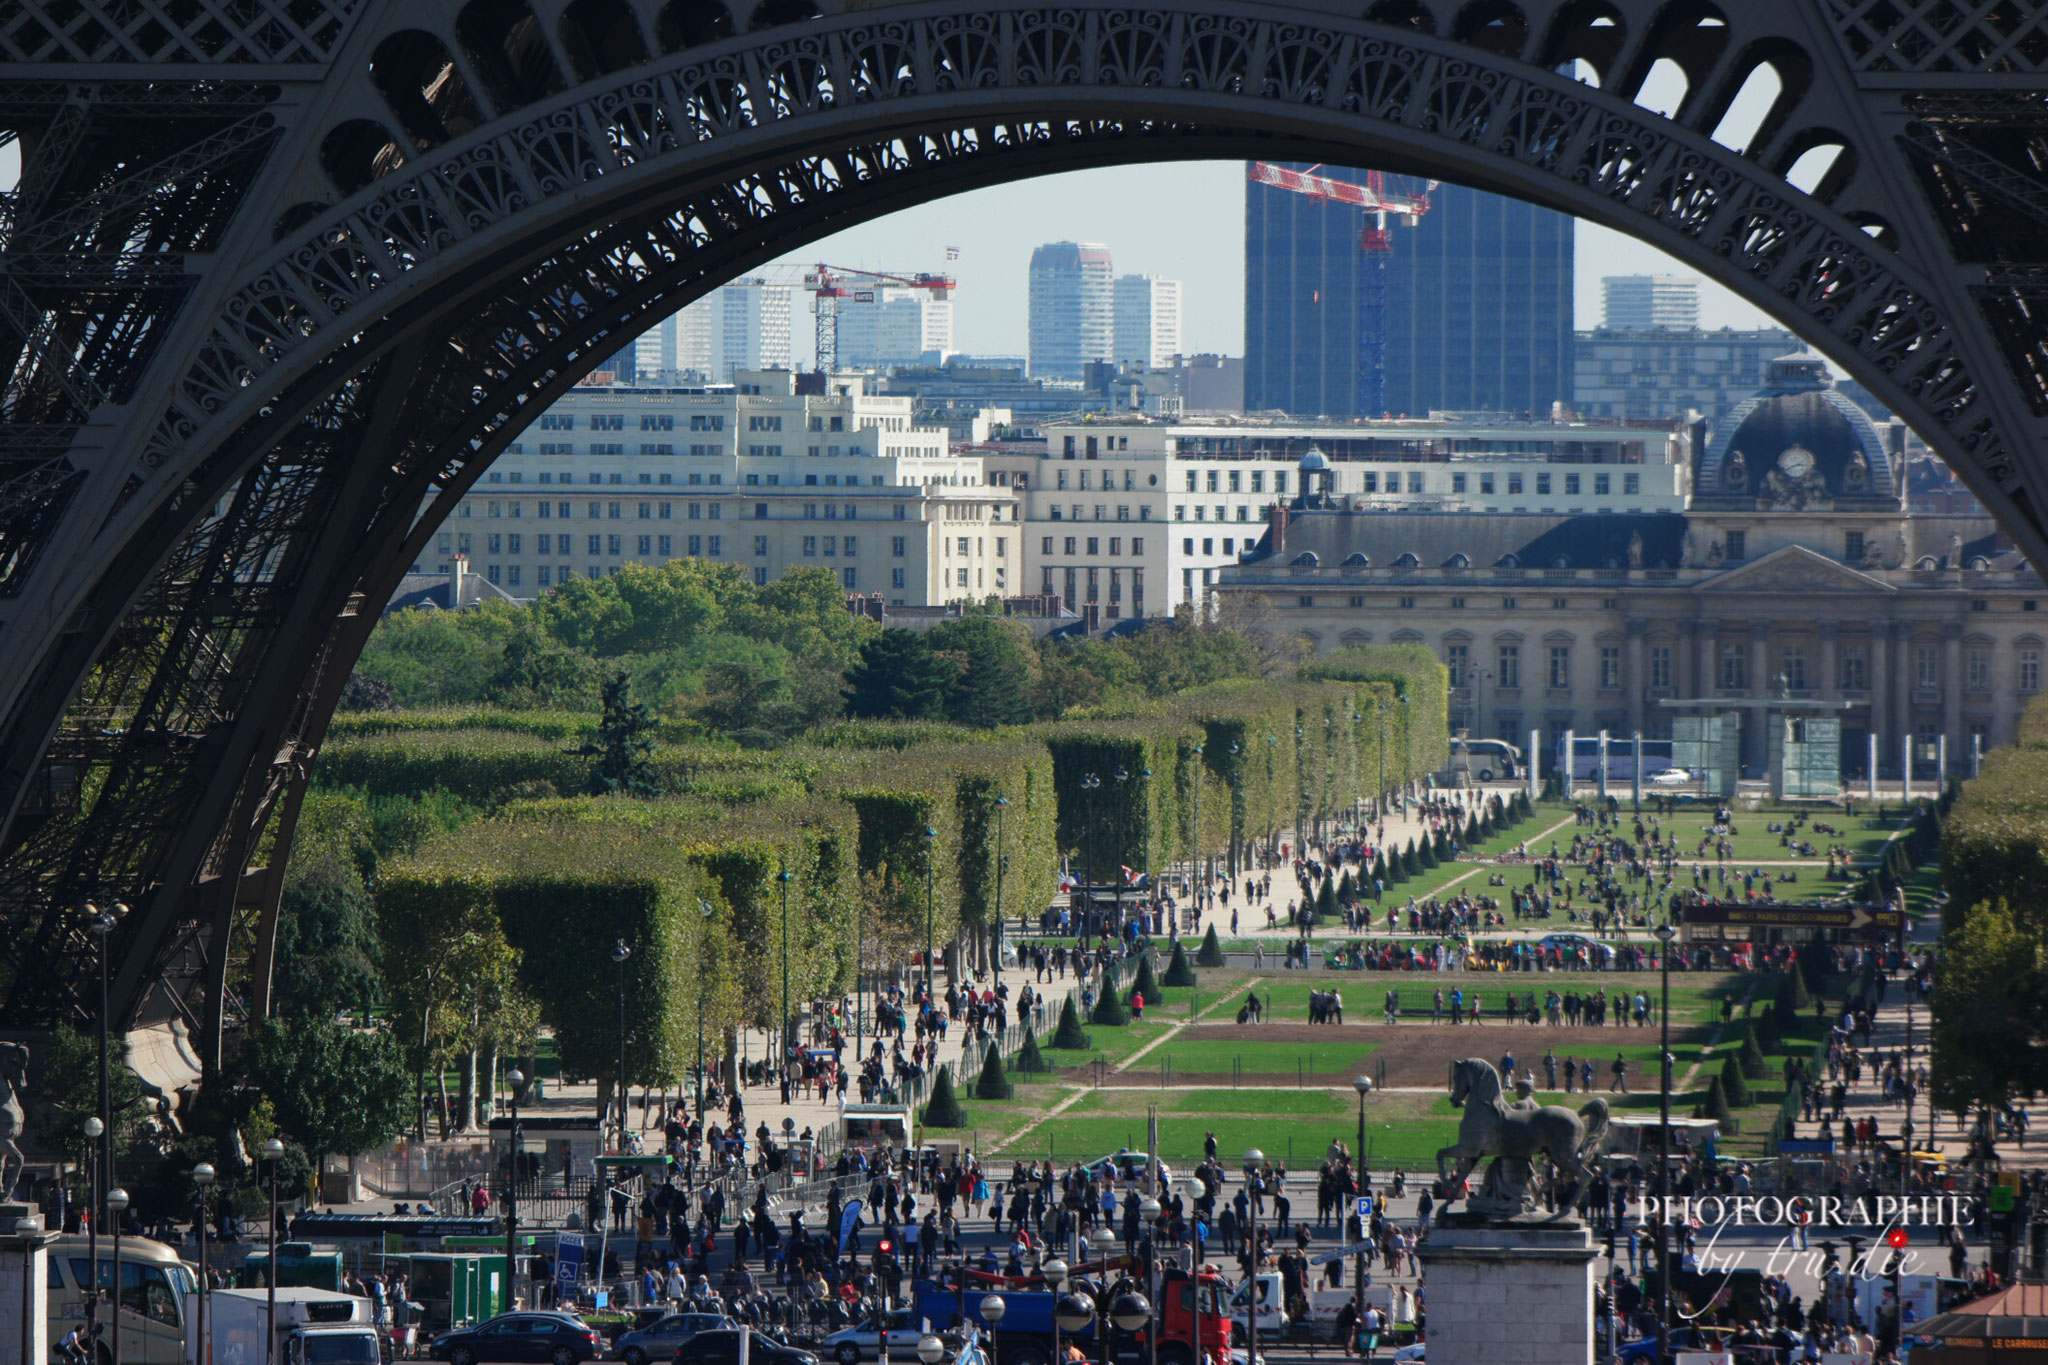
[1052,995,1090,1048]
[1130,952,1162,1004]
[1419,836,1439,870]
[1373,852,1393,887]
[1163,940,1199,987]
[1315,875,1337,919]
[1467,815,1482,844]
[1195,924,1226,968]
[1720,1054,1753,1109]
[1695,1074,1737,1132]
[923,1065,966,1127]
[1091,977,1130,1025]
[1402,839,1420,878]
[1434,828,1452,860]
[1015,1026,1051,1073]
[1739,1026,1768,1081]
[976,1041,1011,1100]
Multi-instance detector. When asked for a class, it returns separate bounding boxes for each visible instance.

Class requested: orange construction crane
[1247,162,1433,416]
[801,264,957,371]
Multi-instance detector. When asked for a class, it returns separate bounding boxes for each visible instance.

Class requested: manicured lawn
[1646,805,1906,866]
[1244,972,1766,1029]
[1901,862,1945,919]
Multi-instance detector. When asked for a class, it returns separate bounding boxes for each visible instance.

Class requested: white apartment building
[1601,275,1700,331]
[836,283,954,368]
[982,416,1687,627]
[1113,274,1183,367]
[1028,242,1114,380]
[670,281,793,381]
[430,371,1015,606]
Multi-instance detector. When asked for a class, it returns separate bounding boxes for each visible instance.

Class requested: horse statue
[0,1042,28,1202]
[1435,1057,1609,1219]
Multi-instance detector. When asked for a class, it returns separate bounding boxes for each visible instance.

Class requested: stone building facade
[1219,356,2038,780]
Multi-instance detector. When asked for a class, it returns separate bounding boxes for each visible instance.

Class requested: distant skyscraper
[633,314,676,379]
[837,283,954,368]
[1246,169,1574,417]
[1602,274,1700,330]
[1028,242,1114,379]
[1114,274,1183,366]
[660,282,792,382]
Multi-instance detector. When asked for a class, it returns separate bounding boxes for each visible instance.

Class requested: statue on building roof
[1627,529,1644,569]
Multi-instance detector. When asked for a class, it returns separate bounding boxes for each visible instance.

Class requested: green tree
[843,632,956,720]
[1932,897,2048,1112]
[1129,952,1162,1004]
[929,616,1034,729]
[1090,979,1130,1026]
[1695,1073,1736,1129]
[35,1025,153,1175]
[1015,1027,1051,1073]
[1051,995,1090,1048]
[693,658,782,737]
[486,628,601,709]
[1720,1054,1754,1108]
[580,671,661,796]
[922,1065,966,1127]
[1162,940,1199,987]
[1315,874,1337,919]
[974,1042,1011,1100]
[1796,938,1834,998]
[1196,924,1226,967]
[274,838,381,1021]
[243,1016,412,1168]
[1738,1026,1768,1081]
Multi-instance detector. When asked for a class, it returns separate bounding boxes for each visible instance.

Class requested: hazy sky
[767,159,1783,365]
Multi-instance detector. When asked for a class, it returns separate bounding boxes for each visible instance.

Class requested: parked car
[1535,933,1616,966]
[1079,1150,1175,1189]
[613,1315,733,1365]
[431,1312,606,1365]
[819,1311,922,1364]
[1647,766,1693,788]
[670,1329,821,1365]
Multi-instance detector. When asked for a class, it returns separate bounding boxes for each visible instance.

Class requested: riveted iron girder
[2,0,2047,1057]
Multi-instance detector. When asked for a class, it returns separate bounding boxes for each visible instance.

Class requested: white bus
[47,1232,200,1364]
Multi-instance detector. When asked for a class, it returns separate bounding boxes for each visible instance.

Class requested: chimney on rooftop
[1268,503,1288,556]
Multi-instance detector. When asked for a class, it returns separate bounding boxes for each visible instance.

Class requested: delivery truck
[183,1286,383,1365]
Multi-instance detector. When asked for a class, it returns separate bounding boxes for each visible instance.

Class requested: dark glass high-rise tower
[1245,168,1575,418]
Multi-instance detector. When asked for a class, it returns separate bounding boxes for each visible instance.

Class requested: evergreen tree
[929,615,1033,728]
[1739,1026,1768,1081]
[923,1065,966,1127]
[1467,814,1482,844]
[1195,924,1226,967]
[1720,1054,1754,1108]
[1787,958,1814,1009]
[1419,836,1439,870]
[1434,828,1452,860]
[1052,995,1090,1048]
[1016,1026,1051,1073]
[1315,874,1337,919]
[1091,979,1130,1026]
[579,671,661,796]
[1772,973,1803,1031]
[1695,1074,1736,1131]
[1130,952,1162,1003]
[1163,940,1199,987]
[975,1041,1011,1099]
[1402,839,1420,878]
[1797,938,1834,998]
[842,630,955,719]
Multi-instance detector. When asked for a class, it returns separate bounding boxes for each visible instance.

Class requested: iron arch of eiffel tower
[2,0,2046,1062]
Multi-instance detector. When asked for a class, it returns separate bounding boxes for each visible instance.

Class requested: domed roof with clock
[1696,350,1898,509]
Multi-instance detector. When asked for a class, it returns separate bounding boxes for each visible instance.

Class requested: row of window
[1043,565,1146,608]
[491,469,725,485]
[1429,642,2044,695]
[1173,505,1253,523]
[1182,468,1292,494]
[1047,504,1155,522]
[1044,536,1146,557]
[463,500,927,521]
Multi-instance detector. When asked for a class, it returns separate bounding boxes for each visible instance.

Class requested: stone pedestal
[1419,1218,1598,1365]
[1,1205,53,1365]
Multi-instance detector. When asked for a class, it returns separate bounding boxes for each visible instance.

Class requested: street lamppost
[1043,1258,1069,1365]
[1242,1147,1264,1353]
[1056,1293,1094,1365]
[87,901,115,1349]
[1081,773,1101,939]
[1139,1196,1161,1365]
[994,794,1010,987]
[696,900,716,1120]
[106,1186,127,1365]
[1112,767,1130,939]
[1226,745,1240,879]
[1374,706,1386,822]
[1653,922,1676,1363]
[1399,697,1411,802]
[262,1138,284,1365]
[1352,1077,1373,1339]
[980,1292,1006,1365]
[921,829,938,999]
[504,1069,526,1309]
[918,1332,946,1365]
[611,938,631,1140]
[193,1161,216,1365]
[82,1113,102,1343]
[778,862,795,1103]
[1189,745,1204,925]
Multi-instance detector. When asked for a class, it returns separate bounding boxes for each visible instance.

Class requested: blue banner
[556,1234,584,1295]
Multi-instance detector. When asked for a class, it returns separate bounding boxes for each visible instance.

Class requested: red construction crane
[1246,162,1434,416]
[801,264,957,372]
